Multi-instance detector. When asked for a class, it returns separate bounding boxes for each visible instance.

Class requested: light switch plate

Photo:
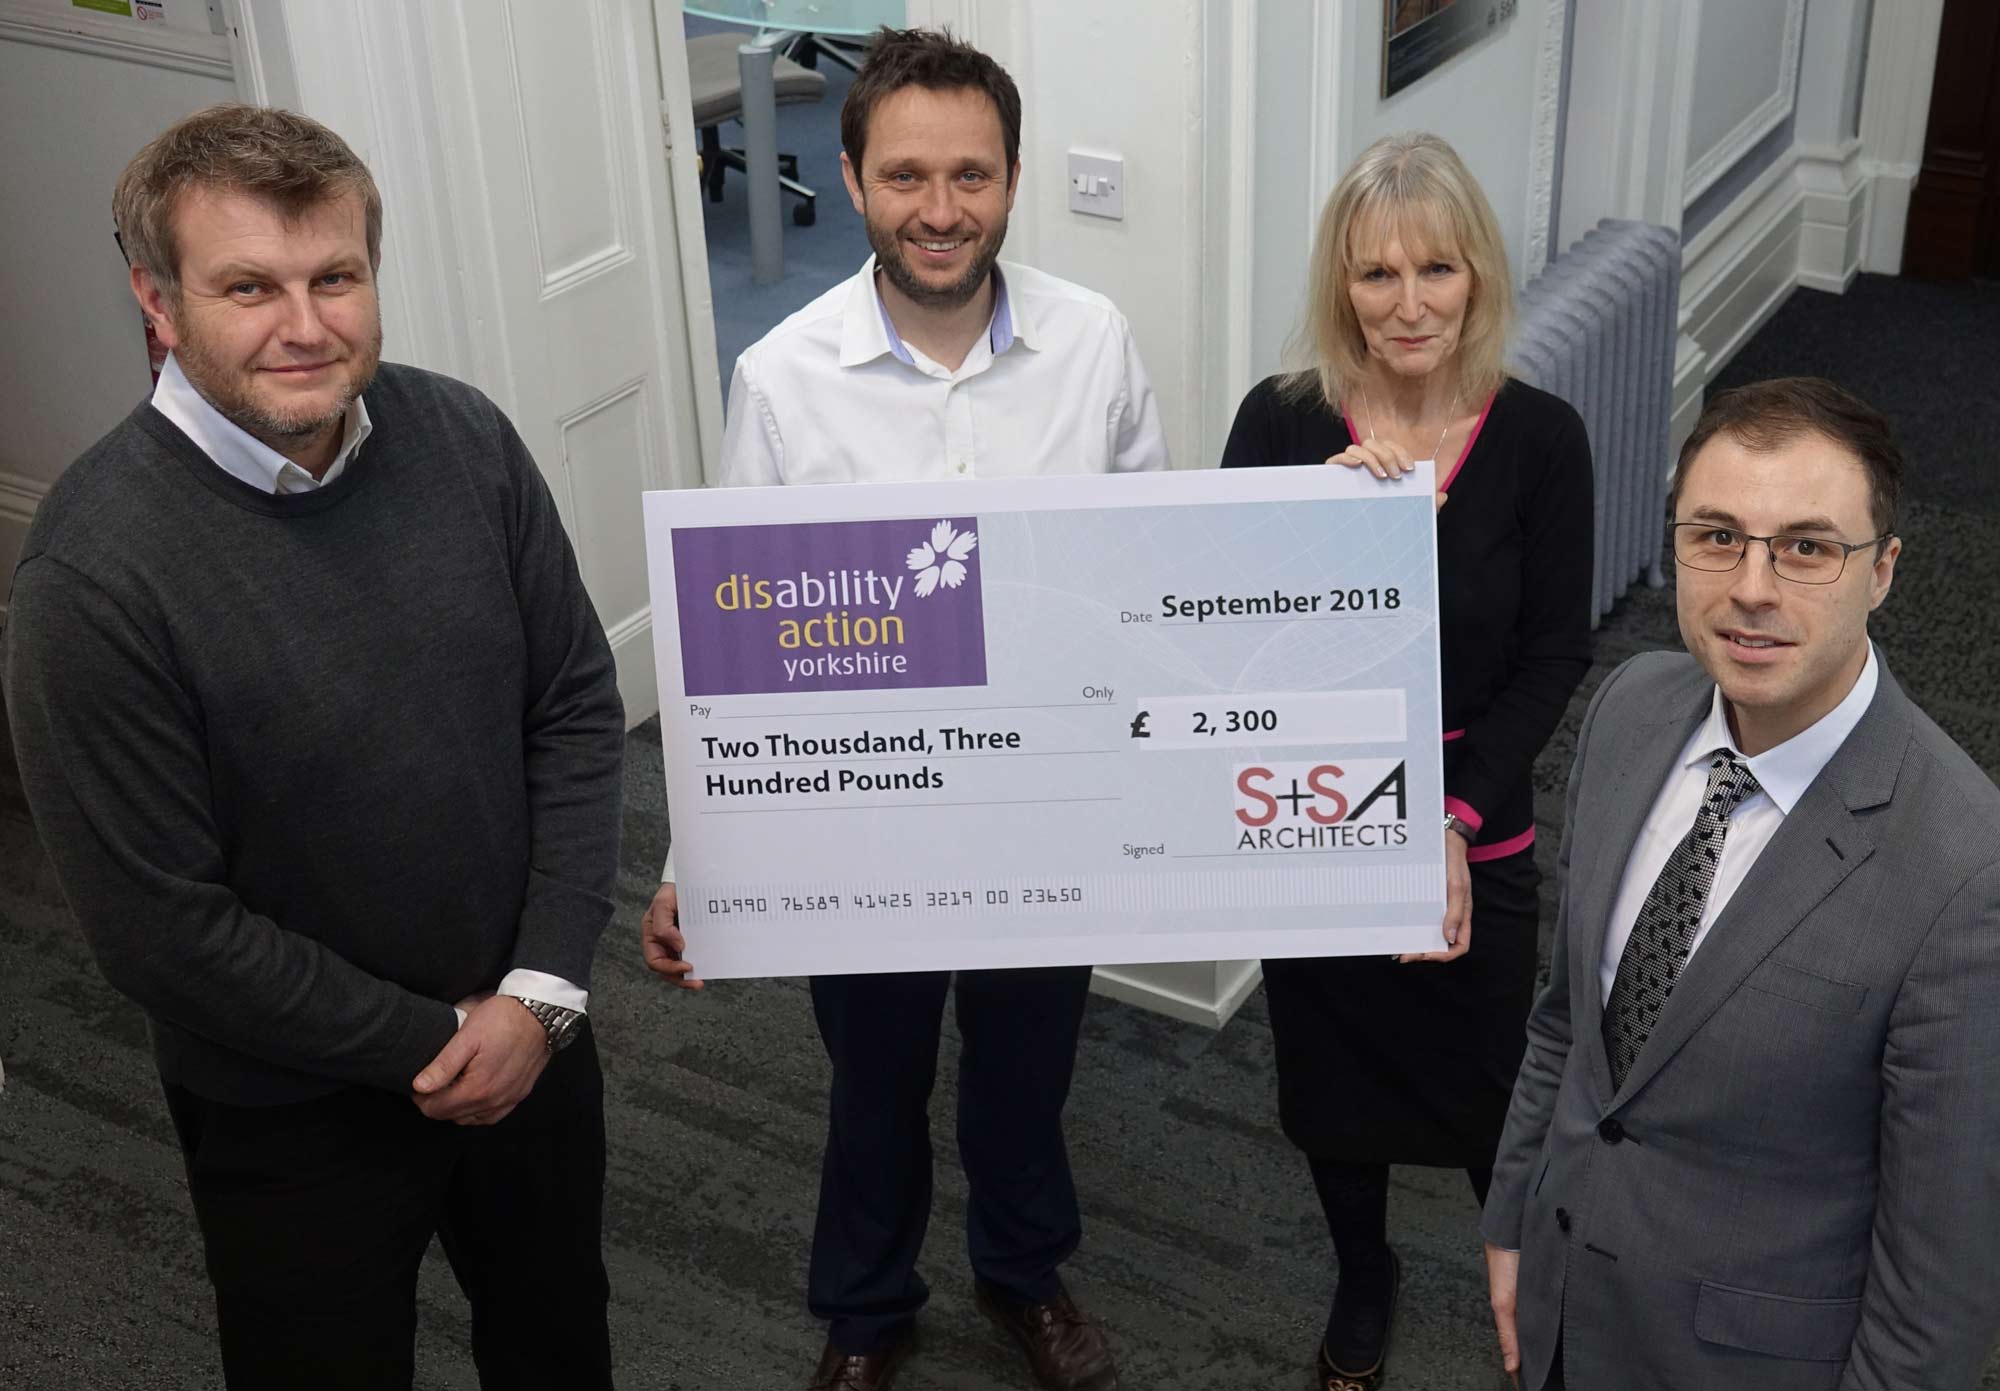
[1067,151,1125,220]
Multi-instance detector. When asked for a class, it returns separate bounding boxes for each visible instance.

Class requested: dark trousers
[163,1026,612,1390]
[807,965,1093,1354]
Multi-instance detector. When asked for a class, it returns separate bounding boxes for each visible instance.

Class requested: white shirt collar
[151,351,371,494]
[836,255,1034,371]
[1686,641,1881,813]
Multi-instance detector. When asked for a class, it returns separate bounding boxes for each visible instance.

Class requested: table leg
[738,41,782,285]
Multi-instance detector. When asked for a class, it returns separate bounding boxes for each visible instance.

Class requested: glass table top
[682,0,901,38]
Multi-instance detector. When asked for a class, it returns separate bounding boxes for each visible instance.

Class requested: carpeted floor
[2,274,1997,1388]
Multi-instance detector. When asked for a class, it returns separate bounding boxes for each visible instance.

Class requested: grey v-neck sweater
[3,362,625,1105]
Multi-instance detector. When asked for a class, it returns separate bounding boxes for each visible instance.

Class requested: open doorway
[678,8,879,388]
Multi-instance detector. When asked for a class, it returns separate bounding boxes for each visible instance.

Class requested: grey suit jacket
[1482,650,2000,1390]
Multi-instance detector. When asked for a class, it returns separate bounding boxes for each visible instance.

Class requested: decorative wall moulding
[1682,0,1806,205]
[1522,0,1567,276]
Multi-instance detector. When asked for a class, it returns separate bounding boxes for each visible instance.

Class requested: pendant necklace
[1361,385,1457,463]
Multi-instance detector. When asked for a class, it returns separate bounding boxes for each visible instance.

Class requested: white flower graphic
[906,519,978,597]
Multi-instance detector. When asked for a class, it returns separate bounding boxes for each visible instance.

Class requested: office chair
[686,31,828,226]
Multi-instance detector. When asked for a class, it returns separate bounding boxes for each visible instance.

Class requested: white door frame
[220,0,725,726]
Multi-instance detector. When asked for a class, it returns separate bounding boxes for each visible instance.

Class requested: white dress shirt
[152,352,370,493]
[150,355,586,1024]
[1598,644,1881,1004]
[659,259,1169,885]
[718,256,1168,486]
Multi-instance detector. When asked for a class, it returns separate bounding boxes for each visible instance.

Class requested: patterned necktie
[1603,750,1762,1091]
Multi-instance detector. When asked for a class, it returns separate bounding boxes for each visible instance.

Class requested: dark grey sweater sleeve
[3,556,460,1092]
[494,413,624,986]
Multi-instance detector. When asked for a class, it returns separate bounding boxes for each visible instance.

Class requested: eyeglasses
[1669,523,1893,585]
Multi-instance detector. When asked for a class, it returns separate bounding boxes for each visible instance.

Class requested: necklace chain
[1361,386,1457,463]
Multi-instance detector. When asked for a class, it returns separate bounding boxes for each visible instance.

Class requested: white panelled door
[421,0,715,727]
[234,0,720,728]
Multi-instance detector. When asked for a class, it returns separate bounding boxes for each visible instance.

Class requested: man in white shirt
[642,26,1164,1391]
[1480,378,2000,1390]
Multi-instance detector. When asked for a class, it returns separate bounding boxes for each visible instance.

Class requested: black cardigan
[1220,375,1594,858]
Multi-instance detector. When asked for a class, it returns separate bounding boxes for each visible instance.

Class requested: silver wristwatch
[507,995,583,1054]
[1443,812,1476,843]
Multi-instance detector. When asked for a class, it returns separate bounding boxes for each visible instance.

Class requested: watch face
[547,1010,582,1052]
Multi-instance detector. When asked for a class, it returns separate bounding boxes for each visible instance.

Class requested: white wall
[1248,0,1569,386]
[957,1,1214,474]
[0,6,236,607]
[1338,2,1554,289]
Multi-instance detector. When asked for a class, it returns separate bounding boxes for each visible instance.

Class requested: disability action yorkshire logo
[673,517,988,696]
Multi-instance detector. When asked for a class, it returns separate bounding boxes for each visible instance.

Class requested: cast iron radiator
[1513,218,1681,625]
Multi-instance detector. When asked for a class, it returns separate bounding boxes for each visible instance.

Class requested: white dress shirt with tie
[1598,643,1881,1003]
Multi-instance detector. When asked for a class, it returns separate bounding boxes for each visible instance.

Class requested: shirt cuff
[498,968,589,1014]
[1443,796,1485,834]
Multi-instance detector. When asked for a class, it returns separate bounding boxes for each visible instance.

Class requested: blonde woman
[1221,132,1593,1390]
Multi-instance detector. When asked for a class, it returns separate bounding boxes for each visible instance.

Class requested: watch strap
[506,995,582,1053]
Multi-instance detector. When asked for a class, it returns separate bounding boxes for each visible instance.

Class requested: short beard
[174,310,383,447]
[870,215,1007,309]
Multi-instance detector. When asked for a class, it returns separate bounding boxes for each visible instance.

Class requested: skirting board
[603,607,660,732]
[1673,140,1870,463]
[0,469,50,618]
[1090,958,1263,1029]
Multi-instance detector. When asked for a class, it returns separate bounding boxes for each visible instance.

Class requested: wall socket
[1066,152,1125,220]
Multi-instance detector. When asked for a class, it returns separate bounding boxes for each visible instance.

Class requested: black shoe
[1315,1248,1400,1390]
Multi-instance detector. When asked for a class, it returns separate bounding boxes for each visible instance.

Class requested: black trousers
[163,1026,612,1390]
[807,965,1093,1355]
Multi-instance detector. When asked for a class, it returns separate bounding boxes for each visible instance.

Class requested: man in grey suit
[1482,377,2000,1390]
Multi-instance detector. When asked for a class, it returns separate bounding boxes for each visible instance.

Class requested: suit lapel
[1571,674,1712,1107]
[1607,662,1911,1108]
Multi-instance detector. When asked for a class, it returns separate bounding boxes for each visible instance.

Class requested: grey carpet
[4,274,1998,1387]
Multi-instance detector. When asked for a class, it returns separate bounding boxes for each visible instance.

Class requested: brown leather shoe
[808,1330,912,1390]
[975,1280,1119,1391]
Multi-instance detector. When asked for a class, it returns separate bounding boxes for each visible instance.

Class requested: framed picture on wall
[1382,0,1519,97]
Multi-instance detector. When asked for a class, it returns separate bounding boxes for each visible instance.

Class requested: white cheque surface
[644,465,1445,977]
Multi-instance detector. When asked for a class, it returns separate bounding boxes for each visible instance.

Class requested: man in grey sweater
[3,105,624,1388]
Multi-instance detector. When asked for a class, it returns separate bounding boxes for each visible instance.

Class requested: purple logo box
[672,516,988,697]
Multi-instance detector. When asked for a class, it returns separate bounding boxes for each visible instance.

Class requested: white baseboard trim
[0,469,45,525]
[0,469,51,618]
[1795,142,1868,294]
[1682,153,1807,377]
[1090,958,1262,1029]
[1858,160,1918,275]
[1674,137,1875,442]
[602,606,659,732]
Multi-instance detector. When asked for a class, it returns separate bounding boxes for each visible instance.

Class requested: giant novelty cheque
[643,464,1447,977]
